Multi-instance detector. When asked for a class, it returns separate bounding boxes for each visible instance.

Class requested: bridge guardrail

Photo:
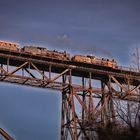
[117,66,139,73]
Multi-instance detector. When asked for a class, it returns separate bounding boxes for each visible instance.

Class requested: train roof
[0,40,19,45]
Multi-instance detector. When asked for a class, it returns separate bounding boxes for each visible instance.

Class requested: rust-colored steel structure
[0,128,13,140]
[0,49,140,140]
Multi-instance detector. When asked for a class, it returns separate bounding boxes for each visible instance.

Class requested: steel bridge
[0,49,140,140]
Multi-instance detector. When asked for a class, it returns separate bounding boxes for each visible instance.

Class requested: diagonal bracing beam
[111,76,128,93]
[0,128,14,140]
[43,68,70,87]
[0,62,28,81]
[31,62,49,80]
[129,84,140,94]
[24,68,37,78]
[0,66,7,74]
[111,75,140,95]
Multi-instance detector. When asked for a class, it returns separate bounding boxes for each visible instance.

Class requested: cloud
[57,34,69,40]
[55,34,73,46]
[49,34,75,50]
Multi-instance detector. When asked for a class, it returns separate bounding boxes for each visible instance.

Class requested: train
[0,40,20,51]
[71,55,117,68]
[22,45,70,60]
[0,40,117,68]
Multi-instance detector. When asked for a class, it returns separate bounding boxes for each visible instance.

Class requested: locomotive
[22,46,47,55]
[0,40,118,68]
[22,46,70,60]
[71,55,117,68]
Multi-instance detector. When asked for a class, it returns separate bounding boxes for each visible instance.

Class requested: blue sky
[0,83,61,140]
[0,0,140,64]
[0,0,140,139]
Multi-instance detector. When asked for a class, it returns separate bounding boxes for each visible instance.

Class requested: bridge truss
[0,49,140,140]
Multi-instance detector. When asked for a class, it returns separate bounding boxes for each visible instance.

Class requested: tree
[132,47,140,71]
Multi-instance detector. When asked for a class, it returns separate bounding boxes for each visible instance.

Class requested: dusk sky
[0,0,140,139]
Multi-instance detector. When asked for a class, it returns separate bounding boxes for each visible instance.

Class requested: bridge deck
[0,49,139,86]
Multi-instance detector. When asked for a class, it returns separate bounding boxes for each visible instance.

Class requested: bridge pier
[0,51,139,140]
[60,73,122,140]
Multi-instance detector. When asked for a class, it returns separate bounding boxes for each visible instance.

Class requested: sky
[0,0,140,139]
[0,0,140,64]
[0,83,61,140]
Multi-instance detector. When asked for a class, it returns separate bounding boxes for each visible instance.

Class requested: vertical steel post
[0,64,3,77]
[49,65,51,80]
[108,76,115,123]
[7,57,9,72]
[61,74,67,140]
[82,77,85,140]
[101,80,106,125]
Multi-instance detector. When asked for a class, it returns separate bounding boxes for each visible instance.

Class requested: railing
[117,66,140,73]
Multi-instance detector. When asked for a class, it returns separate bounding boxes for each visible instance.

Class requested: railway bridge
[0,49,140,140]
